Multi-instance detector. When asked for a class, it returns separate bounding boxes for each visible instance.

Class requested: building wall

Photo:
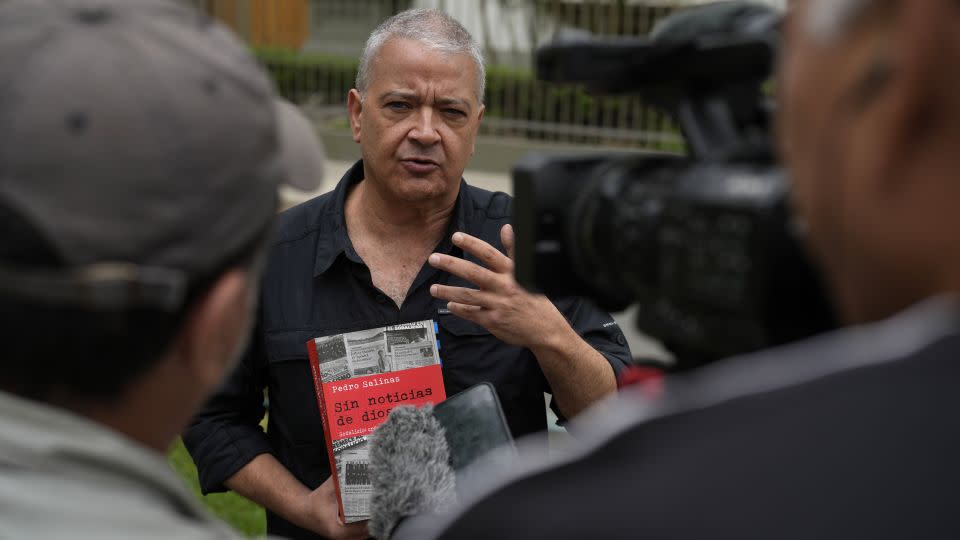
[196,0,310,50]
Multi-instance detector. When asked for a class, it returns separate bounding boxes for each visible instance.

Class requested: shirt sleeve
[547,296,634,423]
[182,322,273,494]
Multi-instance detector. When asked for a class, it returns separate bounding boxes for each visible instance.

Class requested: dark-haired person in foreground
[0,0,324,538]
[384,0,960,537]
[184,7,632,540]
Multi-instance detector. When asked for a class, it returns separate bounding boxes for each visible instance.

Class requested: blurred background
[169,1,785,535]
[180,0,783,178]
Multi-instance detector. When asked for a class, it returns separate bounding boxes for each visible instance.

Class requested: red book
[306,320,446,523]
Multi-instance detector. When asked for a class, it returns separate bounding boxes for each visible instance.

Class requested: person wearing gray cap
[0,0,323,538]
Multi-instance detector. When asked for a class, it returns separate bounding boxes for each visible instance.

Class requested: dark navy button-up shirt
[184,161,632,539]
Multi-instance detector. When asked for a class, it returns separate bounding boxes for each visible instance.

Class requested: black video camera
[512,2,836,368]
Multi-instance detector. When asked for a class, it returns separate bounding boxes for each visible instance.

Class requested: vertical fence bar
[504,72,517,139]
[623,96,632,146]
[489,68,503,138]
[572,84,584,142]
[333,62,342,106]
[631,96,642,148]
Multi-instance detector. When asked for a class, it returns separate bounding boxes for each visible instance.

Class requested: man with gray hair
[185,7,632,540]
[376,0,960,537]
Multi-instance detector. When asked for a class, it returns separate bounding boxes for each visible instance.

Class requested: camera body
[513,2,836,366]
[514,152,834,365]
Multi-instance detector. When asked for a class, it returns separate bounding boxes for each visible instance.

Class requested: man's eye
[443,108,466,118]
[387,102,411,111]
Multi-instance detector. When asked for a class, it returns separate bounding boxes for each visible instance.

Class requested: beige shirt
[0,390,257,540]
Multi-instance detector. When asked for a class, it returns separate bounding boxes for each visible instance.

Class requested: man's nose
[408,107,441,146]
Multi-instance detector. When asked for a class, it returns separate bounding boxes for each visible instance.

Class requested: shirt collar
[314,159,471,277]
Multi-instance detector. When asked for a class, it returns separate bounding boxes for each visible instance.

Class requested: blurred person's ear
[854,0,957,191]
[172,269,258,391]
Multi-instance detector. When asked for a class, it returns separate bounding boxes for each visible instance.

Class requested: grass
[167,439,266,537]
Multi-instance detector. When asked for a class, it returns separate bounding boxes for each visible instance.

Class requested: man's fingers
[501,224,515,261]
[343,521,369,539]
[451,232,513,274]
[430,284,491,308]
[428,252,498,289]
[329,518,368,540]
[446,301,483,319]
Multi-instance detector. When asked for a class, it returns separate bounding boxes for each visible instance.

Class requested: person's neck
[49,372,197,454]
[345,179,456,248]
[77,401,172,453]
[834,243,960,325]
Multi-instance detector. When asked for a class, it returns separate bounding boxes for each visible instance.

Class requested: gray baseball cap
[0,0,323,312]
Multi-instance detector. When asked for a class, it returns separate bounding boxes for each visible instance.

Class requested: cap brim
[274,99,325,191]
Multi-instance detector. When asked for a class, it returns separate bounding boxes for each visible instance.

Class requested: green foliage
[485,63,534,81]
[167,439,266,537]
[254,46,359,69]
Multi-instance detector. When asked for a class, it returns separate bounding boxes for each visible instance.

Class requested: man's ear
[870,1,952,174]
[348,89,364,144]
[170,269,256,390]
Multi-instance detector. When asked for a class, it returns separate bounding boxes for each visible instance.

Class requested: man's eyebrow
[379,90,420,103]
[378,91,473,112]
[435,97,472,112]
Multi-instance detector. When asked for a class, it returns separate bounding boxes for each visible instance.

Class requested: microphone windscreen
[368,404,456,539]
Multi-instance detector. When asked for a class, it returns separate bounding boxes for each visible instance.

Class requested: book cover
[306,319,446,523]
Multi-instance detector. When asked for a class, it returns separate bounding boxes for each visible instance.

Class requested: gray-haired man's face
[348,38,485,206]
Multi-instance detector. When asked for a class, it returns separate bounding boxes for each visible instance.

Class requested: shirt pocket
[435,314,548,436]
[435,314,496,366]
[436,313,491,338]
[263,329,326,445]
[435,314,517,387]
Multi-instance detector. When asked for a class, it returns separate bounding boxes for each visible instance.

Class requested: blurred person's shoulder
[0,392,248,540]
[668,296,960,414]
[582,295,960,437]
[405,298,960,539]
[0,473,244,540]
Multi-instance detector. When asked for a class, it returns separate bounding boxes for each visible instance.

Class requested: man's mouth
[401,157,439,166]
[400,157,441,174]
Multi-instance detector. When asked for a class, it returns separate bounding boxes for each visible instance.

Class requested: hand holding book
[306,320,446,523]
[301,477,369,540]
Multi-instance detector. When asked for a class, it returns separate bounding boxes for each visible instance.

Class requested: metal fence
[193,0,705,149]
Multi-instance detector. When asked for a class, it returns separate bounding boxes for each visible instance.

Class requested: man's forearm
[529,324,617,418]
[225,453,317,532]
